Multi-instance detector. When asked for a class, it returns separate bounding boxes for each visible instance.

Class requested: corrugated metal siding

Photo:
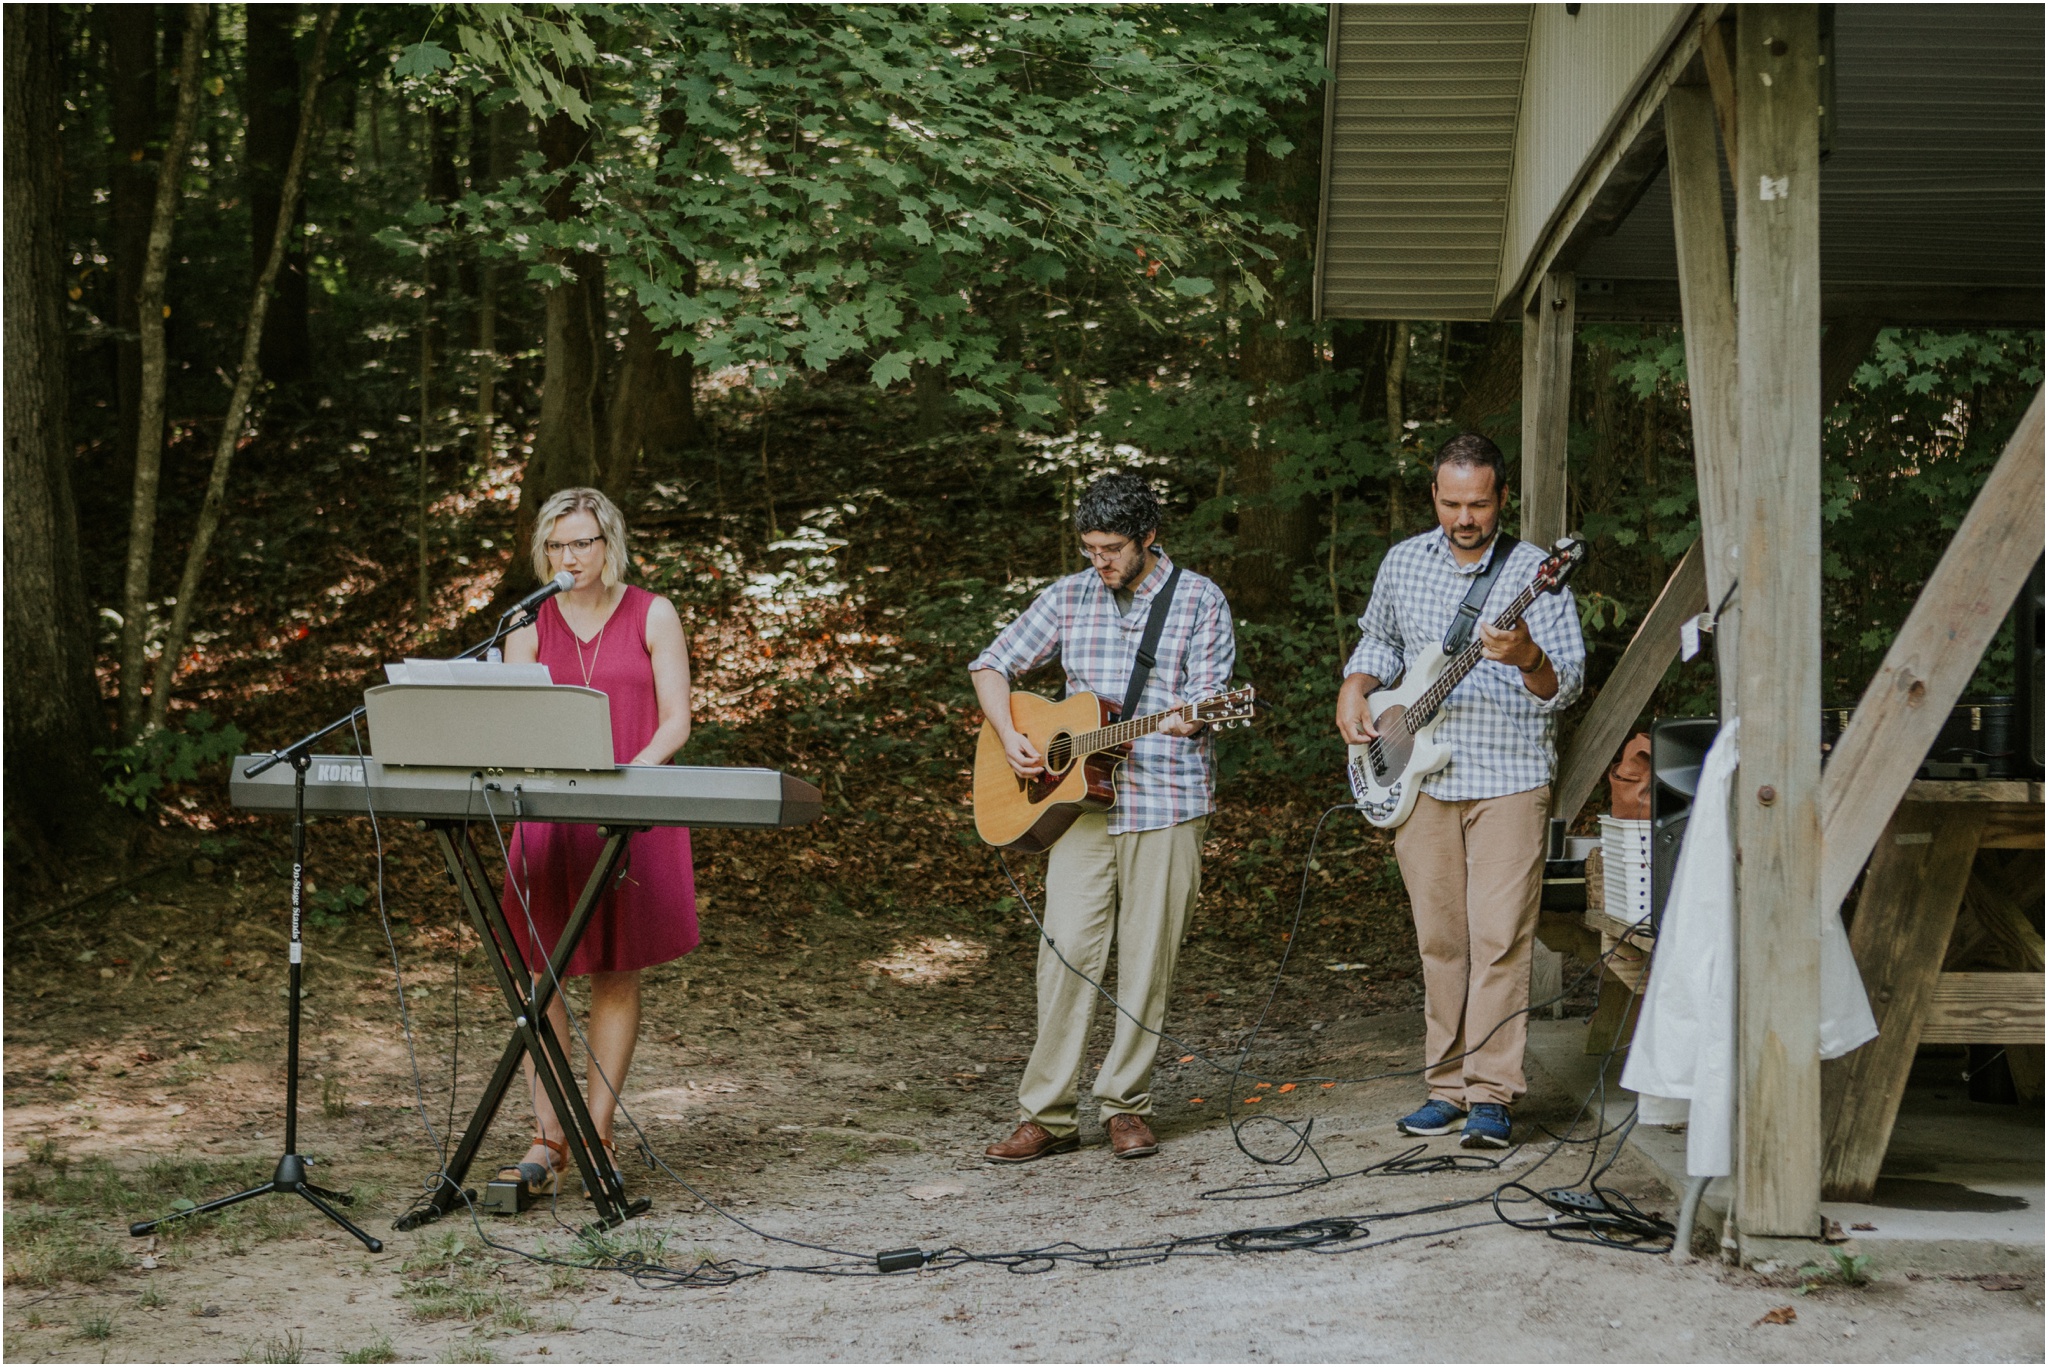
[1820,2,2043,290]
[1570,3,2043,309]
[1319,4,1530,320]
[1496,3,1690,306]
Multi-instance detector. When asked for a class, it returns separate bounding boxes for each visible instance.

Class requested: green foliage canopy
[404,4,1324,417]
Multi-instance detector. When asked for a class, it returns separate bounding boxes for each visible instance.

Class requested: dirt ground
[6,825,2043,1365]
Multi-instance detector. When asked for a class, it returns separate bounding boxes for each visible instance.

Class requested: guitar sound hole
[1044,734,1073,773]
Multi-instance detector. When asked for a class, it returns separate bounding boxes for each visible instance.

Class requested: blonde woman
[496,487,696,1198]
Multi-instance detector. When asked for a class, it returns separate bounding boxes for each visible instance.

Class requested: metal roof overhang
[1316,3,2046,329]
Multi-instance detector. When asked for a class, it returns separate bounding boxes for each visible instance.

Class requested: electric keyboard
[229,754,822,830]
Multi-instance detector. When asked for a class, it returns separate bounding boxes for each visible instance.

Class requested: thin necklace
[569,590,610,687]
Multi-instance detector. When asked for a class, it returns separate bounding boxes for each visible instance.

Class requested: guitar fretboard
[1397,579,1545,736]
[1071,704,1193,758]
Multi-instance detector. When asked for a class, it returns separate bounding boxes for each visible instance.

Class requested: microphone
[506,570,576,617]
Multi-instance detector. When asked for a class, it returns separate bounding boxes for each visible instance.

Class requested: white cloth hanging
[1618,719,1879,1177]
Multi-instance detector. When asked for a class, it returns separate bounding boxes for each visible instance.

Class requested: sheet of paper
[383,659,554,687]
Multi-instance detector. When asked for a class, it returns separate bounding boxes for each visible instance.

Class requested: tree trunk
[912,362,949,440]
[606,305,695,498]
[1229,94,1324,620]
[517,87,605,574]
[106,4,157,465]
[245,2,311,384]
[147,6,337,731]
[473,100,506,468]
[116,3,208,740]
[6,4,115,855]
[1449,318,1523,434]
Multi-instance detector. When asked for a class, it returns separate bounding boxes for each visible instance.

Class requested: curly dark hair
[1073,470,1162,540]
[1430,431,1507,497]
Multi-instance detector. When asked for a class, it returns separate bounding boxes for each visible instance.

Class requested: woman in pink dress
[497,487,697,1198]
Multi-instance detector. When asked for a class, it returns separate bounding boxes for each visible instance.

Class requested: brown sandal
[495,1135,568,1198]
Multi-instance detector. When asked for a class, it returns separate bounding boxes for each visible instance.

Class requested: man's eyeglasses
[1078,539,1138,563]
[545,535,605,557]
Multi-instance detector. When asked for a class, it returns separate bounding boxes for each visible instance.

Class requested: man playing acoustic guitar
[971,471,1238,1162]
[1334,434,1586,1148]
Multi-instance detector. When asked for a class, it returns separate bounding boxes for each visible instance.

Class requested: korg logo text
[317,763,364,784]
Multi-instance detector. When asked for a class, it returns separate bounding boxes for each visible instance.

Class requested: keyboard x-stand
[228,732,822,1236]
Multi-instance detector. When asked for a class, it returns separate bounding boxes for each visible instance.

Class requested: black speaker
[1650,718,1720,934]
[2016,557,2044,779]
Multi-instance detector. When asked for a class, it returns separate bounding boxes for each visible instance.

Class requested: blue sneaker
[1460,1103,1512,1149]
[1396,1099,1468,1136]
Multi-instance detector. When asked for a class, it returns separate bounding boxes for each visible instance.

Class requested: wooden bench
[1819,780,2044,1202]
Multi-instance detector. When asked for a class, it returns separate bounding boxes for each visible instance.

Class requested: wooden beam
[1698,10,1740,185]
[1816,389,2047,916]
[1666,83,1742,718]
[1554,539,1709,821]
[1536,910,1602,961]
[1819,803,1984,1201]
[1905,779,2045,804]
[1573,280,2047,330]
[1733,3,1825,1241]
[1520,271,1574,549]
[1309,1,1342,325]
[1917,974,2045,1045]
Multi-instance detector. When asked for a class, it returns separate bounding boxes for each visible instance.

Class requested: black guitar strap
[1441,533,1519,654]
[1121,563,1184,720]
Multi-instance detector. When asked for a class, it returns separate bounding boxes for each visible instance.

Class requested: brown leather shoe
[1106,1113,1159,1158]
[984,1121,1079,1164]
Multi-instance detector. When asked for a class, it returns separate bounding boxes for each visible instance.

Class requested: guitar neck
[1072,702,1193,758]
[1411,581,1543,723]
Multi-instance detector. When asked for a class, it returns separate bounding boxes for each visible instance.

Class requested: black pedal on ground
[480,1175,541,1217]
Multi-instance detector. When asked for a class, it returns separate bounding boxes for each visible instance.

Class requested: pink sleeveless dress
[504,585,699,976]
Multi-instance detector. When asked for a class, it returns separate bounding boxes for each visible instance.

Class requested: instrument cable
[346,762,1669,1285]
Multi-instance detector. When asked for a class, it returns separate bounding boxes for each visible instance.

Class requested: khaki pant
[1393,787,1549,1107]
[1015,812,1207,1136]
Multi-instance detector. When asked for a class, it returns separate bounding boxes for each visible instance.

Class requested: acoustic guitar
[973,686,1258,851]
[1346,539,1587,828]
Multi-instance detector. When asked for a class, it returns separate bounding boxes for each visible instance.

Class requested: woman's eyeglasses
[545,535,605,557]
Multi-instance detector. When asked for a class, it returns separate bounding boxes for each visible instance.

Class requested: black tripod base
[131,1153,383,1252]
[394,1175,476,1232]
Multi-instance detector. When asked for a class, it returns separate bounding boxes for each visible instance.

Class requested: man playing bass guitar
[1334,434,1586,1148]
[970,471,1238,1163]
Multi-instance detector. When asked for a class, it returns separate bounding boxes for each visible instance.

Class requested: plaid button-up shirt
[970,551,1237,835]
[1344,528,1585,802]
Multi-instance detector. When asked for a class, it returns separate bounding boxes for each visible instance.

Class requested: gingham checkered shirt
[970,551,1237,835]
[1344,528,1585,801]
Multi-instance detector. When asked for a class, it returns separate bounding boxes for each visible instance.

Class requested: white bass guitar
[1347,539,1586,827]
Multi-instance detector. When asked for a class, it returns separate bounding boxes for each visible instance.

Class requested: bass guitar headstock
[1533,538,1589,595]
[1192,685,1258,730]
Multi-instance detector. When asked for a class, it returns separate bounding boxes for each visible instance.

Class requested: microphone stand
[131,596,553,1253]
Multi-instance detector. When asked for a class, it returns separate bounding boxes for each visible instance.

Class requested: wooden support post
[1733,3,1824,1241]
[1815,389,2046,915]
[1666,84,1743,719]
[1521,271,1574,549]
[1698,10,1740,184]
[1522,270,1579,1031]
[1818,804,1984,1200]
[1553,540,1708,820]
